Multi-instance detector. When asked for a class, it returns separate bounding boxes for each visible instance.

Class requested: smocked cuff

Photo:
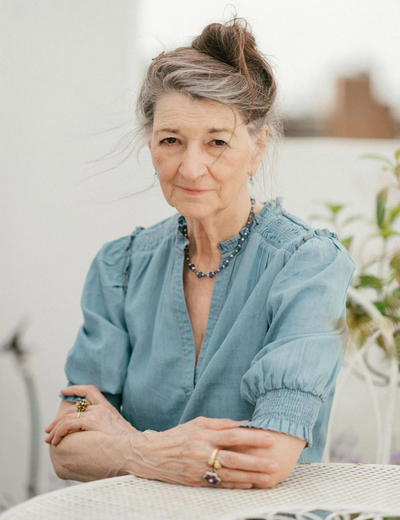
[240,388,323,448]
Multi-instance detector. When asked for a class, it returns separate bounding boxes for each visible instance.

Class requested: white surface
[1,464,400,520]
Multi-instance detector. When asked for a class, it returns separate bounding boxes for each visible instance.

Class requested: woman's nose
[178,143,208,180]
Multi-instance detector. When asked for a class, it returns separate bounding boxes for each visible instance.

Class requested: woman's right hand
[125,416,278,489]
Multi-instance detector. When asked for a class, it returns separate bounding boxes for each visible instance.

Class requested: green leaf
[389,203,400,224]
[342,214,365,226]
[373,300,386,314]
[395,164,400,179]
[326,203,345,214]
[354,274,384,292]
[390,253,400,275]
[386,292,400,310]
[362,153,394,168]
[395,149,400,161]
[340,236,353,251]
[376,187,389,229]
[378,229,400,238]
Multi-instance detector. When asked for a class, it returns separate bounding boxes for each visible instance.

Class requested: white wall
[1,0,399,509]
[0,0,145,507]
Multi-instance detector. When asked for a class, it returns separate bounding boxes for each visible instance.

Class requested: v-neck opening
[172,248,229,393]
[182,256,222,377]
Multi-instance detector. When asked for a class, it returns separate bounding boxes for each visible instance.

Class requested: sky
[136,0,400,119]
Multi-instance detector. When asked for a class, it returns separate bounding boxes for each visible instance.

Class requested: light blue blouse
[62,197,356,463]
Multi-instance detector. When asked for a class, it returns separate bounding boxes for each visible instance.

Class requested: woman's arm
[48,399,134,481]
[47,386,303,489]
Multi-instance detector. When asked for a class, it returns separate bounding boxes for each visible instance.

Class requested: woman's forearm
[47,389,301,488]
[49,430,136,482]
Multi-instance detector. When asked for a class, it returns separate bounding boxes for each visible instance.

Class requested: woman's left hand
[45,385,137,446]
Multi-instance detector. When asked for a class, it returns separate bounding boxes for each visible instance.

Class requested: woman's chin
[174,200,216,220]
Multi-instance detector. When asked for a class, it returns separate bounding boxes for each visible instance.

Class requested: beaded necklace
[182,198,256,279]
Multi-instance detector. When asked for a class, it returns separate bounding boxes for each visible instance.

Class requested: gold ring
[213,459,222,470]
[76,398,90,419]
[207,448,222,470]
[207,448,219,467]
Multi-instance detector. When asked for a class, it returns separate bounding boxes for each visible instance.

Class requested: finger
[50,416,89,446]
[213,428,275,448]
[45,428,58,444]
[220,482,253,489]
[218,449,278,474]
[44,417,72,443]
[45,420,57,433]
[45,415,68,436]
[60,385,109,407]
[217,468,271,487]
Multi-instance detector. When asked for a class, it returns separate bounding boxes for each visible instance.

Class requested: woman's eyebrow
[208,128,234,134]
[156,127,234,134]
[156,128,179,134]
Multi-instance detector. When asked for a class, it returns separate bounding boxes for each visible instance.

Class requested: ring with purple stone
[203,470,221,486]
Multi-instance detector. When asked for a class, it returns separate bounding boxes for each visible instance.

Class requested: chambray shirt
[62,197,356,463]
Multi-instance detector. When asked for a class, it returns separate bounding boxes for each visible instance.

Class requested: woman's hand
[45,385,136,446]
[229,430,307,488]
[45,385,302,489]
[124,416,280,489]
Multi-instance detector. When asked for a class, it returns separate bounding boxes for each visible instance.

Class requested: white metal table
[1,463,400,520]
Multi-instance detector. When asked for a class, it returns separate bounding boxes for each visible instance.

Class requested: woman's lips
[178,186,211,195]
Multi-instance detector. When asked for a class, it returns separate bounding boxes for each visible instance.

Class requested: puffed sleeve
[61,233,136,410]
[240,233,356,447]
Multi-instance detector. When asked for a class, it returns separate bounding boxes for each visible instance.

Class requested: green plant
[308,149,400,362]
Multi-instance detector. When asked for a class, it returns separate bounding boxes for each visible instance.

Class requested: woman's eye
[213,140,227,147]
[161,137,178,145]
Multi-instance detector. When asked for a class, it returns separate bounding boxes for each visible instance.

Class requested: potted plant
[308,149,400,464]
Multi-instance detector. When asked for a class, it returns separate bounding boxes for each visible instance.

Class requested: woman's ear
[146,126,152,150]
[251,126,269,171]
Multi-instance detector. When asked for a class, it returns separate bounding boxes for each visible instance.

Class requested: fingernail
[268,463,278,472]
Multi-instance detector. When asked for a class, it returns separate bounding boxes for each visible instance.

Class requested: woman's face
[148,92,267,220]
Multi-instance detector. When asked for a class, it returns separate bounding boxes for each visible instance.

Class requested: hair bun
[191,18,258,74]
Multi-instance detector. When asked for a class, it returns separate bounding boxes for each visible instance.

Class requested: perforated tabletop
[1,463,400,520]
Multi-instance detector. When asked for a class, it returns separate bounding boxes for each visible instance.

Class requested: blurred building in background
[285,72,399,138]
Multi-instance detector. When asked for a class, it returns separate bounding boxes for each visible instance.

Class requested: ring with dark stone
[203,471,221,485]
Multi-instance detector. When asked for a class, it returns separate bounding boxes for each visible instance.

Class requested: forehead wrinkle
[153,95,239,137]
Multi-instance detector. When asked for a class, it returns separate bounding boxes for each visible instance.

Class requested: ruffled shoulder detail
[130,213,180,252]
[256,200,340,255]
[92,228,144,289]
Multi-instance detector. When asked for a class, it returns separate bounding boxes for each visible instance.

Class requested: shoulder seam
[123,226,145,292]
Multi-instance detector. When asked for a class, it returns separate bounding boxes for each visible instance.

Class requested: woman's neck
[184,197,263,273]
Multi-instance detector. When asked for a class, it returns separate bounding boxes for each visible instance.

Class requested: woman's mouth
[178,186,211,195]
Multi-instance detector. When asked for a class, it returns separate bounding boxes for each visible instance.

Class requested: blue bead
[189,264,195,270]
[208,272,214,278]
[197,272,203,278]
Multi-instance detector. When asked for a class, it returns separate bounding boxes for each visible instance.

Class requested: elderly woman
[45,18,356,490]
